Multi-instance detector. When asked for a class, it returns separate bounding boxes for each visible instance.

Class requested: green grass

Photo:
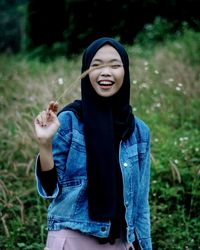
[0,28,200,249]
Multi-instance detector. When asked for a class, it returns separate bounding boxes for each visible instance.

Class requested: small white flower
[58,78,64,85]
[132,80,137,84]
[174,159,179,164]
[154,138,159,142]
[178,83,183,87]
[179,137,188,142]
[145,66,149,71]
[140,83,148,89]
[155,103,161,108]
[154,70,159,74]
[169,78,174,82]
[195,148,199,152]
[176,86,181,91]
[146,109,150,114]
[144,61,149,66]
[133,107,137,112]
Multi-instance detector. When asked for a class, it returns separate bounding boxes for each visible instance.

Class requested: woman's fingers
[35,101,59,126]
[48,101,59,113]
[35,111,48,127]
[47,110,59,124]
[35,109,60,127]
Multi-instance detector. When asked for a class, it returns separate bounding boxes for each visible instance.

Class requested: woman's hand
[34,101,60,145]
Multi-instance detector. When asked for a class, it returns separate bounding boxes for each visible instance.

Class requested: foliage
[129,27,200,249]
[1,0,200,56]
[134,16,176,47]
[0,28,200,249]
[0,0,27,53]
[134,17,200,59]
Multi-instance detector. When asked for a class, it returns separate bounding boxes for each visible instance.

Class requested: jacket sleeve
[35,154,59,199]
[135,130,152,250]
[36,155,58,196]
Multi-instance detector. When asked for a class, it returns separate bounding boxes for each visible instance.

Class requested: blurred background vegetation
[0,0,200,249]
[1,0,200,58]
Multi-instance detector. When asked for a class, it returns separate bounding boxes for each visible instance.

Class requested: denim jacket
[35,111,152,250]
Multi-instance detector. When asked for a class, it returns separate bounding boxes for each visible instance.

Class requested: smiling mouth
[97,81,114,86]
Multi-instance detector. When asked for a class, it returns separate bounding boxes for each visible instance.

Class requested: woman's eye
[111,64,122,69]
[91,64,100,67]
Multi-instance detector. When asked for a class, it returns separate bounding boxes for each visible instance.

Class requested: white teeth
[98,81,113,85]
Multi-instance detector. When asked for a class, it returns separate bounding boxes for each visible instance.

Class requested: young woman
[34,37,152,250]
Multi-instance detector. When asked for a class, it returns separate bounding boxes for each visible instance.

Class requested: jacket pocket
[48,179,86,218]
[127,143,147,161]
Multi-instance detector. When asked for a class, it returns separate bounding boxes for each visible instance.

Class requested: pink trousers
[44,229,135,250]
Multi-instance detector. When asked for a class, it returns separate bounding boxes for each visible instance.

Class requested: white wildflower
[174,159,179,164]
[179,137,188,142]
[155,103,161,108]
[140,83,148,89]
[58,78,64,85]
[146,109,150,114]
[132,80,137,84]
[133,107,137,112]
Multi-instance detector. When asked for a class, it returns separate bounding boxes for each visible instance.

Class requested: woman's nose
[100,66,111,76]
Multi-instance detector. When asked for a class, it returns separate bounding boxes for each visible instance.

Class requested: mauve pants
[44,229,135,250]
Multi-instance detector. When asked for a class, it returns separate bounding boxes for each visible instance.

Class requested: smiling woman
[34,37,152,250]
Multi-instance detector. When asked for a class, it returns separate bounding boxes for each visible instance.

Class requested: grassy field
[0,28,200,249]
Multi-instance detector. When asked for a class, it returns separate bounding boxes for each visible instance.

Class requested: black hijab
[59,37,135,221]
[81,37,135,220]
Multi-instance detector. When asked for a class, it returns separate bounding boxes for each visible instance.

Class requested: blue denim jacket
[35,111,152,250]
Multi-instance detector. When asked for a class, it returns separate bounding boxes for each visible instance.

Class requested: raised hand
[34,101,60,145]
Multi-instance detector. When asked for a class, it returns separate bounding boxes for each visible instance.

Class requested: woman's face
[89,45,125,97]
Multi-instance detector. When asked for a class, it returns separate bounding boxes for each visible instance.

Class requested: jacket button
[123,162,128,167]
[101,226,106,232]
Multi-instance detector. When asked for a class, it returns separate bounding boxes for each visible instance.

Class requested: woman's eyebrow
[91,59,122,63]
